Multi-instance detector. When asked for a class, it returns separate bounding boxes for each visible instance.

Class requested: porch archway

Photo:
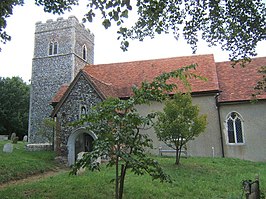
[67,127,97,166]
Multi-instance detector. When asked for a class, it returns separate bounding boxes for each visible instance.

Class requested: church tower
[28,16,94,143]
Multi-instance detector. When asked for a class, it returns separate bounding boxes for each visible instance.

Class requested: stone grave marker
[10,132,16,141]
[23,135,28,142]
[3,143,13,153]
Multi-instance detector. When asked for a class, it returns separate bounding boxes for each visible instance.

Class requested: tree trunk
[118,164,127,199]
[115,152,119,199]
[175,148,180,165]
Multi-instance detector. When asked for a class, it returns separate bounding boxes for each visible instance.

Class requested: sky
[0,1,265,82]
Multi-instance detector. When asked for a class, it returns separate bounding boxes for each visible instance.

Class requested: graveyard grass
[0,141,266,199]
[0,141,59,184]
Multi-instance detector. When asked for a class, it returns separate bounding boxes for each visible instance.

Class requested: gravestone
[3,143,13,153]
[0,135,8,140]
[10,132,16,141]
[23,135,28,142]
[76,152,87,175]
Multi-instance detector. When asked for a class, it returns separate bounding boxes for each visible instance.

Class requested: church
[28,16,266,165]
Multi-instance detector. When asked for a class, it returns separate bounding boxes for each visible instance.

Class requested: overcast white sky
[0,1,265,82]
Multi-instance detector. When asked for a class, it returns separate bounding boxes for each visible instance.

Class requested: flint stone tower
[28,16,94,143]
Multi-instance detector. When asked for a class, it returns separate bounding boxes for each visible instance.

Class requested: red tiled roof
[86,73,118,98]
[83,54,219,98]
[216,57,266,102]
[51,55,266,105]
[51,83,69,103]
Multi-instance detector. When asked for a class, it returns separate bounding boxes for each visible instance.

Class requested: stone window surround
[48,40,59,56]
[224,111,245,145]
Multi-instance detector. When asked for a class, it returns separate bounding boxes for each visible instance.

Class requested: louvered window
[226,112,244,144]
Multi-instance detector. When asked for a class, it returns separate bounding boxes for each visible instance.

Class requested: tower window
[54,41,58,54]
[82,45,87,61]
[48,41,58,55]
[226,112,244,144]
[49,42,53,55]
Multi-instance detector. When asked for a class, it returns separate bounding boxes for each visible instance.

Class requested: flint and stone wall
[28,16,94,143]
[54,74,102,157]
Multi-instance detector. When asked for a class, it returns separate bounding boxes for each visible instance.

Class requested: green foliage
[71,97,171,199]
[0,76,30,139]
[155,93,207,165]
[254,66,266,94]
[1,1,265,62]
[83,0,266,62]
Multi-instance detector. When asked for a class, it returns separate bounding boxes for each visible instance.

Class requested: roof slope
[51,84,69,104]
[83,54,219,98]
[216,57,266,102]
[51,54,266,105]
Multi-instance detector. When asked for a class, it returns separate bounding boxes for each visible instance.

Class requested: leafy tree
[0,76,30,139]
[1,0,265,62]
[71,64,203,199]
[254,66,266,94]
[154,92,207,165]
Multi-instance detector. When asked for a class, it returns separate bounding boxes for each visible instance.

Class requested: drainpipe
[215,92,225,158]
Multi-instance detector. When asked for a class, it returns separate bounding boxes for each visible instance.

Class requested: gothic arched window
[226,112,244,144]
[48,41,58,55]
[48,42,53,55]
[53,41,58,54]
[82,45,87,61]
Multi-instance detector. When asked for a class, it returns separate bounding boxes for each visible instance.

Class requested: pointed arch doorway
[67,127,97,166]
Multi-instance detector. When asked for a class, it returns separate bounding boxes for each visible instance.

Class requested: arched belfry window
[48,41,58,55]
[49,42,53,55]
[226,112,244,144]
[53,41,58,54]
[82,45,87,61]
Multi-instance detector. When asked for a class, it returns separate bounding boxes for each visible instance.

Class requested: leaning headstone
[3,143,13,153]
[10,132,16,141]
[12,137,18,144]
[23,135,28,142]
[76,152,87,175]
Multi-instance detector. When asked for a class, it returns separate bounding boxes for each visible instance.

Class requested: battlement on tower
[35,16,94,42]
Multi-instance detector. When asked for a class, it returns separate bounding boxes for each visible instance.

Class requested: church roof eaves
[216,56,266,102]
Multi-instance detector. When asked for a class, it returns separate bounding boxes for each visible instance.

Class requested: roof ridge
[87,54,214,66]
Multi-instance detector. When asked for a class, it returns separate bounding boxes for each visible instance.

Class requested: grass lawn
[0,140,59,184]
[0,144,265,199]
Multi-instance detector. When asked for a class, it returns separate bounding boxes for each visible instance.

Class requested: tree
[254,66,266,95]
[0,76,30,139]
[1,1,265,62]
[154,92,207,165]
[71,64,203,199]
